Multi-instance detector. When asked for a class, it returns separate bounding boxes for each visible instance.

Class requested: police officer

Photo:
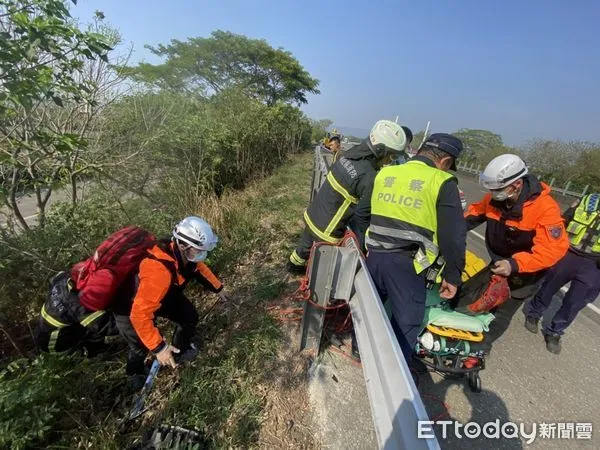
[525,194,600,354]
[288,120,408,273]
[366,133,467,362]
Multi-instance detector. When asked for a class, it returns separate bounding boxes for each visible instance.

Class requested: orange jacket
[129,243,222,352]
[465,176,569,274]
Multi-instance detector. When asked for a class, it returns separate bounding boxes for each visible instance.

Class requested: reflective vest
[566,193,600,254]
[366,159,454,273]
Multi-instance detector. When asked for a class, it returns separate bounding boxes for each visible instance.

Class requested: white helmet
[479,154,528,190]
[368,120,407,157]
[173,216,218,262]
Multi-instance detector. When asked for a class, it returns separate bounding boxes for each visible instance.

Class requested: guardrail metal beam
[302,148,440,449]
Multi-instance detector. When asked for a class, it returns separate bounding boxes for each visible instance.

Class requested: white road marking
[470,230,600,316]
[471,230,485,241]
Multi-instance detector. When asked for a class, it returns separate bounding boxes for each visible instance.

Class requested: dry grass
[0,150,319,449]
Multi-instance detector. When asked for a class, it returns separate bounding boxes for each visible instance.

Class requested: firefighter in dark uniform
[34,271,117,355]
[525,193,600,354]
[366,133,467,362]
[288,120,409,273]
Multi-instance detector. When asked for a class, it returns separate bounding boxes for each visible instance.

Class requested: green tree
[0,0,114,229]
[522,139,595,186]
[453,129,504,163]
[573,145,600,191]
[127,30,320,106]
[310,118,332,143]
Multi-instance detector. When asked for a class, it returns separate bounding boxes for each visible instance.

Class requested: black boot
[544,333,561,354]
[286,261,306,275]
[524,316,540,334]
[175,343,199,364]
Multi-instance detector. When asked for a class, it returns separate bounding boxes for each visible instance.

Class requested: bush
[0,193,176,356]
[0,354,124,449]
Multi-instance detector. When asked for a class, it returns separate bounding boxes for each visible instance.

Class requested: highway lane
[413,172,600,449]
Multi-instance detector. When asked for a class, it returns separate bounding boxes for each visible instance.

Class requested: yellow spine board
[426,324,484,342]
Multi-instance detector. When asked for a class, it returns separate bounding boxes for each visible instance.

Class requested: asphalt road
[415,172,600,449]
[457,172,600,315]
[316,144,599,449]
[0,185,81,227]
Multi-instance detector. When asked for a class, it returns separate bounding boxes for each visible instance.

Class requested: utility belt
[425,256,445,290]
[391,246,443,289]
[371,246,443,289]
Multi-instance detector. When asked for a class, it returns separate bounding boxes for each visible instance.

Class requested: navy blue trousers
[366,251,426,362]
[527,250,600,335]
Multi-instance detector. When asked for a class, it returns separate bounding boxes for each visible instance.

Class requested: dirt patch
[258,318,319,448]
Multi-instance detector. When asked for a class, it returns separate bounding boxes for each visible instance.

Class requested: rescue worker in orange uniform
[113,217,229,389]
[465,154,569,296]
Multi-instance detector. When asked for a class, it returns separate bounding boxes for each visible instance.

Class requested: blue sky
[73,0,600,145]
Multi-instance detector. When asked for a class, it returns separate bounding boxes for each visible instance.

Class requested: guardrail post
[549,177,555,188]
[564,180,571,195]
[581,184,589,197]
[476,164,481,174]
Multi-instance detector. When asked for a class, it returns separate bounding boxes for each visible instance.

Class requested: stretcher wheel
[467,372,481,393]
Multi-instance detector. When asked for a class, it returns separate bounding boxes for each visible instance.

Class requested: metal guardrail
[301,146,439,449]
[457,161,589,198]
[310,146,333,202]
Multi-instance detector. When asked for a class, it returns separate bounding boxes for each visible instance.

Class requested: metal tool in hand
[127,359,161,421]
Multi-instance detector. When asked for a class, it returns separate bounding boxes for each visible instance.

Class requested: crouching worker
[112,217,229,390]
[466,154,569,297]
[34,271,118,355]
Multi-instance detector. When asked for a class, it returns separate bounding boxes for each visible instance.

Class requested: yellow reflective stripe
[304,211,341,244]
[326,172,358,204]
[325,198,352,235]
[290,250,306,265]
[41,304,68,328]
[48,329,60,353]
[80,310,105,327]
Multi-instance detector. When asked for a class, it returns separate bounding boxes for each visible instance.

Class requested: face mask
[491,188,511,201]
[182,246,208,263]
[188,249,208,263]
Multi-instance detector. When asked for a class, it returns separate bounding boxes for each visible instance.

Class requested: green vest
[366,159,455,273]
[566,193,600,253]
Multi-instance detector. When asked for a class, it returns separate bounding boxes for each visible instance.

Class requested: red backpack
[71,226,156,311]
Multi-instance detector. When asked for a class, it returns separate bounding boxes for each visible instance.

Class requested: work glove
[156,344,180,368]
[491,260,512,277]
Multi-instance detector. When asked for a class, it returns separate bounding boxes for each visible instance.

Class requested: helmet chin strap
[504,183,523,207]
[172,239,187,267]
